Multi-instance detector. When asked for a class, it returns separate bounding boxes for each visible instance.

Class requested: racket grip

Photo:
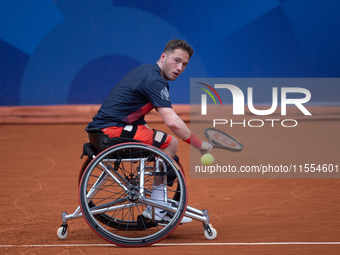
[198,141,213,154]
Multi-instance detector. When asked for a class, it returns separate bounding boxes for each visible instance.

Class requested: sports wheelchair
[57,128,217,247]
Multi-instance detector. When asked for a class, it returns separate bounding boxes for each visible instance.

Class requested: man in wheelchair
[86,39,212,224]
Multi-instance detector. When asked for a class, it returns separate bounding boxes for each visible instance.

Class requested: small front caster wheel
[204,224,217,240]
[57,226,68,239]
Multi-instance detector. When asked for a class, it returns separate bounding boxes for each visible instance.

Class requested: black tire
[79,143,188,247]
[79,153,181,230]
[79,157,143,230]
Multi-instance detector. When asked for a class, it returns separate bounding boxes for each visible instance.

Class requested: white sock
[148,183,165,215]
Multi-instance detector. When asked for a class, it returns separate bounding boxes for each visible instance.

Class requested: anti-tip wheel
[204,225,217,240]
[57,227,68,239]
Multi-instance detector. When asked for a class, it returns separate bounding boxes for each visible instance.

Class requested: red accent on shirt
[122,102,154,124]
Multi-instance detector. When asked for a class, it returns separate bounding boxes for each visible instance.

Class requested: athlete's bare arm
[156,107,191,140]
[156,107,212,153]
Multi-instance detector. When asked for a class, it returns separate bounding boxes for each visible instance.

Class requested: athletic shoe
[142,208,192,224]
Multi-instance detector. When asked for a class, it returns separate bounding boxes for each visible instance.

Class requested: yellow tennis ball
[201,153,214,166]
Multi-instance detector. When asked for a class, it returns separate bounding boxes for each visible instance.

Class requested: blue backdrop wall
[0,0,339,106]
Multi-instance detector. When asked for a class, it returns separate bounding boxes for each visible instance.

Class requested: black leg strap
[152,130,168,148]
[167,155,180,187]
[120,125,138,139]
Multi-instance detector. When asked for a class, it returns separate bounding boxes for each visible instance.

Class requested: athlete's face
[160,49,190,81]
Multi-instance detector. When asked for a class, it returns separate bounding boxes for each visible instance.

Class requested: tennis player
[87,39,212,223]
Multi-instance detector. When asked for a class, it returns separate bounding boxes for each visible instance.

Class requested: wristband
[183,132,203,149]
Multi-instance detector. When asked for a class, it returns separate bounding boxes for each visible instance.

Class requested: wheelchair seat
[85,127,142,153]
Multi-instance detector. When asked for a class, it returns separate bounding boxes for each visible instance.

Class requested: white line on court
[1,242,340,248]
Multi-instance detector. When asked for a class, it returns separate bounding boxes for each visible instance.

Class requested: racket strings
[205,129,243,151]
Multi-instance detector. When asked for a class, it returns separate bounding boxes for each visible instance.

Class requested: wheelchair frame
[57,130,217,247]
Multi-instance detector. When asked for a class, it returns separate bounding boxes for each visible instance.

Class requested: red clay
[0,105,339,254]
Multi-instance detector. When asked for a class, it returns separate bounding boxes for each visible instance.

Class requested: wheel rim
[79,143,188,247]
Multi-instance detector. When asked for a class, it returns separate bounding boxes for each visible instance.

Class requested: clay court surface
[0,105,340,254]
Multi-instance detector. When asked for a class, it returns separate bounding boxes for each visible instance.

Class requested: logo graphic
[196,80,312,128]
[197,82,223,106]
[160,87,170,101]
[197,82,222,115]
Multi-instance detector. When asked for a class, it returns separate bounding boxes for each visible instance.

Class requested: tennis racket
[204,128,243,152]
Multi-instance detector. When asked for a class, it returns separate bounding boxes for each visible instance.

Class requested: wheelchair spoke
[79,143,187,247]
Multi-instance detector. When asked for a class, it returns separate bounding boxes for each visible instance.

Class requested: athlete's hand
[197,141,213,155]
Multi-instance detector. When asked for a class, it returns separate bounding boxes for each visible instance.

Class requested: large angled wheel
[78,151,181,230]
[79,156,142,230]
[79,143,188,247]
